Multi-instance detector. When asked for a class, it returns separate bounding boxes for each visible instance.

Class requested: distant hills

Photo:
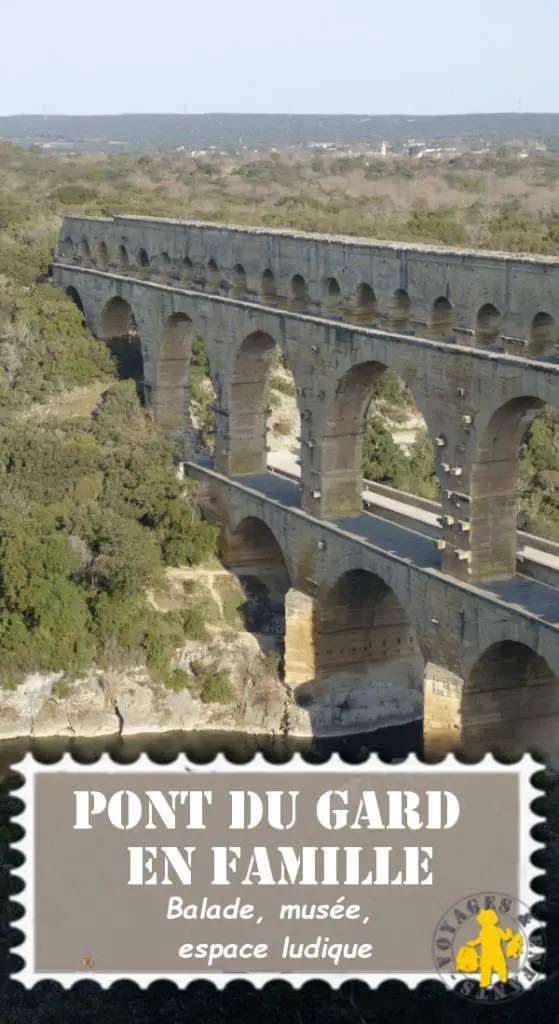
[2,112,559,153]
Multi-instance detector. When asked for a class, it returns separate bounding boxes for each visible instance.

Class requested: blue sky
[2,0,558,116]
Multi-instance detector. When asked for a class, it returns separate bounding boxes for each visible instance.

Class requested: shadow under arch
[475,302,503,348]
[348,282,378,326]
[530,311,557,357]
[154,312,197,432]
[66,285,85,320]
[137,247,150,279]
[97,241,109,270]
[463,640,559,757]
[99,295,144,395]
[469,393,545,580]
[218,514,292,661]
[78,237,91,265]
[318,359,433,516]
[294,567,423,739]
[389,289,412,332]
[430,296,454,339]
[61,236,74,261]
[222,329,301,477]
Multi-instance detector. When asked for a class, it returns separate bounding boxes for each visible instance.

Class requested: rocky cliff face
[0,629,305,743]
[0,563,423,745]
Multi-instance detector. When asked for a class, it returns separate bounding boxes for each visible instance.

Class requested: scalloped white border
[12,751,545,990]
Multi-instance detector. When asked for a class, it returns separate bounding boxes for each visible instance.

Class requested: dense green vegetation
[0,144,223,686]
[1,139,559,685]
[0,382,217,686]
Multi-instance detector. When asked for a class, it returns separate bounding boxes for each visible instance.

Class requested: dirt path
[166,565,231,615]
[18,381,111,422]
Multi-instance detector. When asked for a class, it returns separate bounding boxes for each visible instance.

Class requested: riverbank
[0,718,423,779]
[0,645,425,746]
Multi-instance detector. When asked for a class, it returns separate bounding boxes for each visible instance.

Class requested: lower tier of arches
[216,512,559,761]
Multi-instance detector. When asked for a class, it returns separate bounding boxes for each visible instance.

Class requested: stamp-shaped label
[14,753,544,997]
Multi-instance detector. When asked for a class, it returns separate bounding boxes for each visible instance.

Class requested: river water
[0,719,422,778]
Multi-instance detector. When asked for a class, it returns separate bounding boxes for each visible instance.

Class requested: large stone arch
[219,513,293,595]
[313,356,432,517]
[462,640,559,757]
[60,236,74,261]
[153,312,197,431]
[78,237,91,265]
[466,376,559,581]
[315,567,422,678]
[285,560,425,736]
[66,285,85,319]
[217,327,301,478]
[529,311,557,358]
[473,300,504,348]
[99,294,144,391]
[317,549,420,644]
[217,513,293,652]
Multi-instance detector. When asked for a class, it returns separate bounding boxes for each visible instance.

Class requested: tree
[362,415,409,486]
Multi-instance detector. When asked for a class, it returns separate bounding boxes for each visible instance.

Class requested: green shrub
[270,373,296,397]
[200,669,234,705]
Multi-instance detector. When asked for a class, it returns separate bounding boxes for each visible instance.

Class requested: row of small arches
[59,235,559,356]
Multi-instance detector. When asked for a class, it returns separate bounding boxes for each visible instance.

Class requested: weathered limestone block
[284,588,316,688]
[423,662,464,760]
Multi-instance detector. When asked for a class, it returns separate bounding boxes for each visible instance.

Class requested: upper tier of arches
[56,227,559,360]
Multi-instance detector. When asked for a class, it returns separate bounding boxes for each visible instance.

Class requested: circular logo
[432,892,546,1003]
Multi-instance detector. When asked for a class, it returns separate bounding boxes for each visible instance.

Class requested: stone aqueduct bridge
[52,214,559,759]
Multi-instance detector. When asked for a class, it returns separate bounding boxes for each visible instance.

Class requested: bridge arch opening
[207,259,220,293]
[470,394,546,581]
[97,241,109,270]
[218,516,291,663]
[60,235,73,260]
[530,312,557,357]
[430,296,454,340]
[137,248,150,278]
[475,302,503,348]
[61,236,74,261]
[260,269,278,304]
[389,289,412,333]
[324,277,342,319]
[117,244,129,273]
[231,264,247,299]
[301,568,423,733]
[463,641,559,757]
[319,361,436,516]
[224,332,299,478]
[99,296,144,395]
[78,238,91,265]
[66,286,85,321]
[154,312,196,433]
[155,251,172,283]
[188,334,216,455]
[290,274,309,313]
[182,257,194,287]
[350,282,378,326]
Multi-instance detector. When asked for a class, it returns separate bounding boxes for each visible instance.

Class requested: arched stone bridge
[52,215,559,760]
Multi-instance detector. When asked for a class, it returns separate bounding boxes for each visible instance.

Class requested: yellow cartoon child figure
[457,908,523,988]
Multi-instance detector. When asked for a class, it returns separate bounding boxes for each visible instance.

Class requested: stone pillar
[152,384,187,432]
[423,662,464,760]
[440,400,541,584]
[213,382,268,477]
[301,428,363,518]
[441,465,518,584]
[284,589,316,688]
